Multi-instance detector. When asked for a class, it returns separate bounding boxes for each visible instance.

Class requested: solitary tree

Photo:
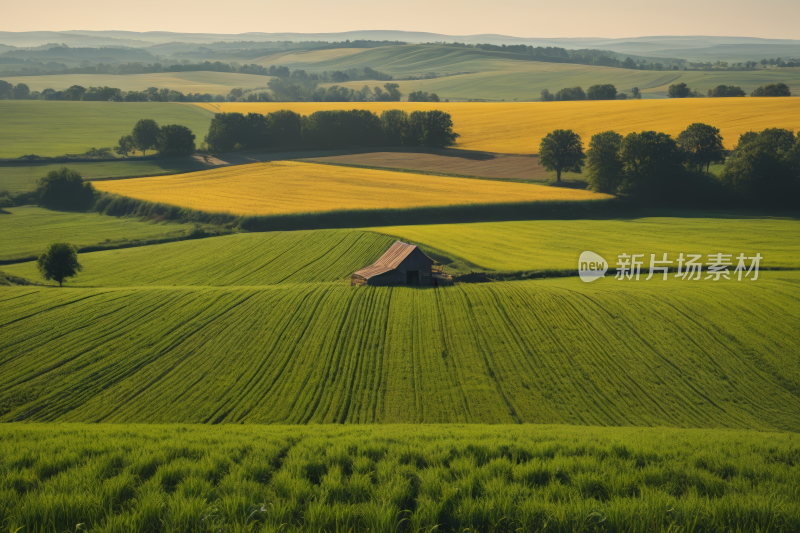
[37,242,82,287]
[677,123,725,173]
[538,129,585,182]
[540,88,554,102]
[585,131,624,193]
[131,119,160,155]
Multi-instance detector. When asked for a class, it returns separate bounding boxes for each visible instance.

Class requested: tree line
[540,85,641,101]
[0,81,227,103]
[668,82,791,98]
[204,109,459,152]
[538,124,799,207]
[116,120,196,157]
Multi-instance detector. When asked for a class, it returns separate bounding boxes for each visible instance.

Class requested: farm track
[1,273,799,428]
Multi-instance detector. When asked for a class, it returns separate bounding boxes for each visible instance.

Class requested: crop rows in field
[91,161,608,216]
[372,214,800,272]
[2,424,799,533]
[198,98,800,153]
[3,230,396,286]
[1,273,799,428]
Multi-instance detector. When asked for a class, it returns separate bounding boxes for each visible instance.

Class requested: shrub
[35,167,96,211]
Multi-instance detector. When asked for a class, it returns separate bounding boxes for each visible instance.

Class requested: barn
[352,241,434,286]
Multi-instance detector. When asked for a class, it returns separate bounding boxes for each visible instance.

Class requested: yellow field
[195,98,800,153]
[92,161,608,215]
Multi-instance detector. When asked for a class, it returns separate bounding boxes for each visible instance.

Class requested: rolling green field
[0,158,214,193]
[0,206,195,261]
[2,424,799,533]
[0,101,214,159]
[2,231,396,286]
[1,272,798,427]
[0,71,274,96]
[373,213,800,272]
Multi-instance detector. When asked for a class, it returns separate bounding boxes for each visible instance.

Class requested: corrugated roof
[353,241,418,279]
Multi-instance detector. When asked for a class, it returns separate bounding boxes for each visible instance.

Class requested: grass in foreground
[1,424,798,533]
[198,98,800,153]
[371,213,800,272]
[1,273,798,428]
[0,206,195,261]
[91,161,609,216]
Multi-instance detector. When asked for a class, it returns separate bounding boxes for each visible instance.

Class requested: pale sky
[3,0,800,40]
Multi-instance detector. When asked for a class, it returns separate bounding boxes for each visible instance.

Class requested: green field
[0,101,214,159]
[0,158,215,193]
[0,71,274,96]
[273,44,800,101]
[2,424,798,533]
[373,213,800,272]
[0,206,196,261]
[2,231,396,286]
[1,271,798,427]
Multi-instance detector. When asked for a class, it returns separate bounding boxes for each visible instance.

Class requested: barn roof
[353,241,419,279]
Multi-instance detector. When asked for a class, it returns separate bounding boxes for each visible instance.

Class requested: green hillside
[0,206,195,261]
[4,231,395,285]
[0,71,274,96]
[1,272,798,427]
[372,214,800,272]
[0,101,215,159]
[0,158,213,193]
[2,424,798,533]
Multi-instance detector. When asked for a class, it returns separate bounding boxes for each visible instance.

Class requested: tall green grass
[1,424,798,533]
[1,273,798,428]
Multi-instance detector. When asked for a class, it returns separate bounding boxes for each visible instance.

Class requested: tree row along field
[197,98,800,153]
[1,273,799,427]
[0,206,196,261]
[3,230,397,286]
[2,98,800,158]
[2,425,799,533]
[89,161,608,216]
[372,215,800,271]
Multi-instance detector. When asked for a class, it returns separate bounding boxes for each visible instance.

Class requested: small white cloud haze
[2,0,799,39]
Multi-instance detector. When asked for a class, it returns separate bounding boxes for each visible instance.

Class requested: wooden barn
[352,241,434,286]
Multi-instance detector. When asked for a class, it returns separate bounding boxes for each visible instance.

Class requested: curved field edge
[1,273,798,428]
[90,190,623,232]
[90,161,610,217]
[1,423,799,533]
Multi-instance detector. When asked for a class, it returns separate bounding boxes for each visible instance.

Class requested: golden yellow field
[92,161,609,215]
[194,98,800,153]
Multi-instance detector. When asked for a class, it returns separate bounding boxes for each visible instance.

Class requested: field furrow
[1,273,799,428]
